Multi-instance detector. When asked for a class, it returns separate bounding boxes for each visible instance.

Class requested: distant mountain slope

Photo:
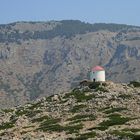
[0,20,140,108]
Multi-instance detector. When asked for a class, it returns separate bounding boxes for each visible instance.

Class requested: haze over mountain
[0,20,140,108]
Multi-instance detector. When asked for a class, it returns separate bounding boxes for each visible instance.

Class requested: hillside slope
[0,81,140,139]
[0,20,140,107]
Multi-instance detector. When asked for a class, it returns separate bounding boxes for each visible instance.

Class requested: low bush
[40,118,60,126]
[15,109,29,116]
[38,119,83,134]
[38,124,64,132]
[95,87,108,92]
[110,130,134,139]
[104,107,127,114]
[27,102,42,110]
[128,81,140,87]
[15,108,41,117]
[32,115,49,123]
[37,117,62,132]
[64,123,83,134]
[118,94,132,99]
[1,109,14,113]
[111,128,140,139]
[68,114,96,124]
[99,114,133,128]
[88,126,108,131]
[70,104,86,113]
[88,82,108,92]
[64,89,95,102]
[76,131,96,139]
[122,128,140,133]
[133,135,140,140]
[26,110,42,118]
[0,122,14,130]
[88,82,100,89]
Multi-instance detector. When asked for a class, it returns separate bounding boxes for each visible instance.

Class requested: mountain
[0,20,140,108]
[0,81,140,139]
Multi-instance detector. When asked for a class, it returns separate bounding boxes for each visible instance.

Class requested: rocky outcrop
[0,81,139,139]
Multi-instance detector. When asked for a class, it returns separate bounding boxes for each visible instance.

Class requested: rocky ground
[0,81,140,139]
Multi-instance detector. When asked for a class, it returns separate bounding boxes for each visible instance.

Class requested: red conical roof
[92,66,104,71]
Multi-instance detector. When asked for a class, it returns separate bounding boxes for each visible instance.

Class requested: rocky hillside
[0,20,140,107]
[0,81,140,140]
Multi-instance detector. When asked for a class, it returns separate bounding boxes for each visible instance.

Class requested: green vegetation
[64,89,95,102]
[15,108,29,116]
[20,130,32,135]
[68,114,96,121]
[32,115,49,123]
[122,128,140,133]
[70,104,87,113]
[9,115,18,124]
[99,113,134,129]
[68,114,96,124]
[76,131,96,139]
[39,117,61,127]
[64,124,83,134]
[1,109,14,113]
[59,99,68,104]
[95,86,108,92]
[98,106,110,112]
[0,122,14,130]
[37,117,62,132]
[88,82,108,92]
[110,130,134,139]
[22,125,35,129]
[104,107,127,114]
[88,82,100,89]
[38,124,64,132]
[118,94,132,99]
[109,128,140,139]
[88,126,108,131]
[15,107,41,117]
[102,82,108,87]
[128,81,140,87]
[27,102,43,110]
[45,95,54,102]
[0,132,6,136]
[133,135,140,140]
[26,110,42,118]
[37,116,83,133]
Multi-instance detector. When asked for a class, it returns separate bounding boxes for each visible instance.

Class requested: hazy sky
[0,0,139,26]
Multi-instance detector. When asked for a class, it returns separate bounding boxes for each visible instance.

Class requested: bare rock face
[0,81,140,139]
[0,20,140,107]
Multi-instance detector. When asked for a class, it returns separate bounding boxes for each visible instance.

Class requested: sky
[0,0,140,26]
